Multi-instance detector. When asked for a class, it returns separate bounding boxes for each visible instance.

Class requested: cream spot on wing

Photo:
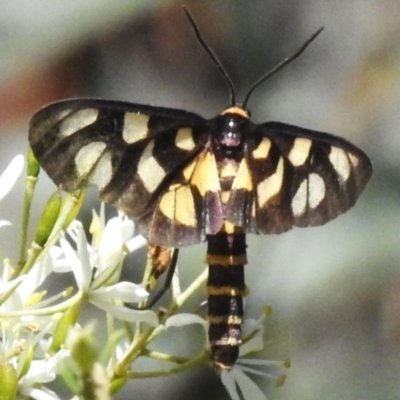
[175,128,195,151]
[159,192,175,221]
[329,147,351,182]
[159,186,196,227]
[137,141,166,193]
[75,141,106,180]
[60,108,99,137]
[88,151,112,190]
[348,153,359,167]
[308,173,325,208]
[292,179,308,216]
[287,137,312,166]
[257,157,284,207]
[122,113,149,144]
[252,138,271,159]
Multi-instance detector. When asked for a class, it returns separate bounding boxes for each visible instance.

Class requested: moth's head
[211,106,251,151]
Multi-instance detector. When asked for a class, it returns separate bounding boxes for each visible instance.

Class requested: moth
[28,9,372,370]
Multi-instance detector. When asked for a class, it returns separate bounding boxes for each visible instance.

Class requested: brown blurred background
[1,1,399,399]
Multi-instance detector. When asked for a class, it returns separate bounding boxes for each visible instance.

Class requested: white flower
[0,258,63,400]
[0,256,57,328]
[0,154,24,227]
[18,349,69,400]
[165,313,207,329]
[0,308,65,400]
[55,213,157,326]
[239,311,268,357]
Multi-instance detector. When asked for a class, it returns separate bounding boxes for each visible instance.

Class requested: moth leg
[128,247,179,310]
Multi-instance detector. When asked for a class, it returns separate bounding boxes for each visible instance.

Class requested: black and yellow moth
[28,9,372,370]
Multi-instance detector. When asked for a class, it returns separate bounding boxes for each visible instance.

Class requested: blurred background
[1,0,399,399]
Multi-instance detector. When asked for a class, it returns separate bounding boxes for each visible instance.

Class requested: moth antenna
[183,6,237,106]
[242,27,324,110]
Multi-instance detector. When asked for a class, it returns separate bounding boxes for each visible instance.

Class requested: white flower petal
[16,255,54,299]
[89,297,158,326]
[19,360,55,385]
[0,220,11,228]
[235,364,279,381]
[239,334,264,356]
[19,349,69,387]
[125,234,147,252]
[90,207,103,246]
[230,365,268,400]
[48,246,63,259]
[59,236,86,291]
[220,370,240,400]
[242,315,265,336]
[50,259,73,273]
[0,275,24,295]
[20,387,61,400]
[165,313,207,329]
[237,358,284,367]
[75,223,92,290]
[0,154,24,201]
[97,218,126,272]
[116,217,134,243]
[47,349,70,374]
[240,316,265,356]
[90,282,149,303]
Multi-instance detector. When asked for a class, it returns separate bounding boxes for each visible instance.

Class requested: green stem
[175,267,208,307]
[143,350,189,364]
[113,267,208,378]
[127,350,209,379]
[16,175,38,274]
[130,245,155,344]
[16,242,43,278]
[17,194,80,278]
[0,290,83,318]
[113,324,157,378]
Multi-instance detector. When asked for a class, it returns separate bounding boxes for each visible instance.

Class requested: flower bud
[49,303,80,354]
[68,325,98,373]
[33,191,62,246]
[0,362,18,400]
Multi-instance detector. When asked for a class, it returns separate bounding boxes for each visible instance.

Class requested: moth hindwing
[29,100,372,246]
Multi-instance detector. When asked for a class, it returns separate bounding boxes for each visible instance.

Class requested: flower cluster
[0,154,289,399]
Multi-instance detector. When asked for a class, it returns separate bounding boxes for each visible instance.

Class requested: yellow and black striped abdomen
[206,229,247,369]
